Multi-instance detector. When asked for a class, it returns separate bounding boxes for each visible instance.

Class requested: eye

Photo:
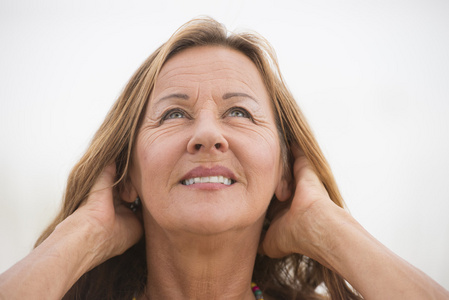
[227,107,251,118]
[161,108,188,121]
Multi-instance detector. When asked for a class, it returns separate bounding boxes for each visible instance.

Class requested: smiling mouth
[181,176,236,186]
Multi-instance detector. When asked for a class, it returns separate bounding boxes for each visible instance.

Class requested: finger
[293,155,316,183]
[84,164,116,206]
[290,148,329,208]
[260,224,290,259]
[291,144,305,158]
[114,204,144,250]
[291,145,313,176]
[290,147,320,184]
[259,209,290,258]
[91,164,116,193]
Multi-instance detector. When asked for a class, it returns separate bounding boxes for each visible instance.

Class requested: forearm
[0,216,104,300]
[302,201,449,299]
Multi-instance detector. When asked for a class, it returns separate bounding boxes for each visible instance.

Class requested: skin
[0,46,448,300]
[124,46,290,299]
[129,45,288,236]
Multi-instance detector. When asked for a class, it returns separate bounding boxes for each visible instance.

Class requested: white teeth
[182,176,233,186]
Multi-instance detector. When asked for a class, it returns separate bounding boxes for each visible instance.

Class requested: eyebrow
[222,92,259,103]
[156,93,190,103]
[155,92,258,104]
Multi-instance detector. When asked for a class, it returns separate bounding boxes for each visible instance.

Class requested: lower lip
[182,183,234,190]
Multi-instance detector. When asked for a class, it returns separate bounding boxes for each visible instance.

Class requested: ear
[119,176,139,204]
[274,176,291,202]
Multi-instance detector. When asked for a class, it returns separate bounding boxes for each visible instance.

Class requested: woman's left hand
[260,146,449,299]
[260,146,342,266]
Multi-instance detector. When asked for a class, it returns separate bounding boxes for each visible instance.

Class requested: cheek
[229,128,282,190]
[133,129,185,194]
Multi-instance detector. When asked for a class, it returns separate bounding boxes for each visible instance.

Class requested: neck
[141,215,263,300]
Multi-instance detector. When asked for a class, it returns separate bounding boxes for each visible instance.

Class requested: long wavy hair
[35,17,362,299]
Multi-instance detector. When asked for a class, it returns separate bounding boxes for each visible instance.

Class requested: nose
[187,111,229,154]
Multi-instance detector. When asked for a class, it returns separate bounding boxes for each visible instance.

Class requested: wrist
[0,214,111,300]
[52,213,112,271]
[291,199,359,269]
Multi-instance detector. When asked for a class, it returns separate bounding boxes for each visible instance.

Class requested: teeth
[182,176,234,186]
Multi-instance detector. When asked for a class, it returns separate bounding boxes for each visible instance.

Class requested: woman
[0,17,448,300]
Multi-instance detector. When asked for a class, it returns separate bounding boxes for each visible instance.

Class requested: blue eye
[163,109,186,120]
[228,107,250,118]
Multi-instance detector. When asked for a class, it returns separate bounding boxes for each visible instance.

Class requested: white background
[1,0,448,290]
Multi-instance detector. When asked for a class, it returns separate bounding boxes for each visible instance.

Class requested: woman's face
[130,46,287,235]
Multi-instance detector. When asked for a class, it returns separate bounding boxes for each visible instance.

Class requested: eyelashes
[160,107,254,123]
[226,107,252,119]
[161,108,189,121]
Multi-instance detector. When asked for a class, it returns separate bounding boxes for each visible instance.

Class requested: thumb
[85,164,117,206]
[91,164,116,192]
[113,203,144,253]
[259,214,292,259]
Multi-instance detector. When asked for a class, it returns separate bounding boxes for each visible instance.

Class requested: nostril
[192,143,223,151]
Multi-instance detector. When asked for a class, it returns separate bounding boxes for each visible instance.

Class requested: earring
[130,196,141,212]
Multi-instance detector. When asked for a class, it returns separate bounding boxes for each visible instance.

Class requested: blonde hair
[36,17,361,299]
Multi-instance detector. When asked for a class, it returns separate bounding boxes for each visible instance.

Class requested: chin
[182,208,244,235]
[143,195,268,237]
[173,205,262,236]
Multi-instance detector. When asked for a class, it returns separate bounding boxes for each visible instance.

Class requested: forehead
[154,45,268,95]
[160,45,257,73]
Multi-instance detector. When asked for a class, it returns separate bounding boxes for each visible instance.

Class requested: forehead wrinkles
[157,60,256,88]
[150,47,271,113]
[156,46,263,86]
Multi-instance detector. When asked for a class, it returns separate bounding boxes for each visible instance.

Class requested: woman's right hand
[68,164,144,266]
[0,164,143,300]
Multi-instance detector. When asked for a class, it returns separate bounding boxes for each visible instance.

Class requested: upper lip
[180,166,237,182]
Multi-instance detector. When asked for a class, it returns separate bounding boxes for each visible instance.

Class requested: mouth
[180,165,237,187]
[181,176,236,186]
